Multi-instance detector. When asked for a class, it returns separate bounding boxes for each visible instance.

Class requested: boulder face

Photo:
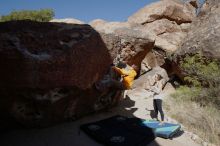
[169,0,220,80]
[0,21,111,90]
[128,0,196,53]
[175,0,220,59]
[90,20,155,71]
[125,0,197,73]
[133,66,169,91]
[0,21,121,127]
[128,0,196,25]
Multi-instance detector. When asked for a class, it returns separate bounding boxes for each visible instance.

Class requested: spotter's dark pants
[153,99,164,121]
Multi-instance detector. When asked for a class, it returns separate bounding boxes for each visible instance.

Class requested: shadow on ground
[0,95,161,146]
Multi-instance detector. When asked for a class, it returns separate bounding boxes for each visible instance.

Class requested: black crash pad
[80,115,155,146]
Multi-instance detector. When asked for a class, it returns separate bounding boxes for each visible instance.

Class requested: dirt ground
[0,84,202,146]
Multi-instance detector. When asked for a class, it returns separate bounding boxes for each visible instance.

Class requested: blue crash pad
[141,120,181,138]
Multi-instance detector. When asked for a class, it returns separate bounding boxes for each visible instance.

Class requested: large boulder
[90,20,156,71]
[175,0,220,59]
[133,66,169,92]
[0,21,121,127]
[169,0,220,80]
[128,0,196,25]
[0,21,111,90]
[128,0,196,52]
[140,51,159,73]
[127,0,197,73]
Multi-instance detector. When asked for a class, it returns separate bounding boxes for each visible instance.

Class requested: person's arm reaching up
[112,66,129,76]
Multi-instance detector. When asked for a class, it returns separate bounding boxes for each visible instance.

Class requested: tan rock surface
[175,0,220,59]
[128,0,196,25]
[50,18,85,24]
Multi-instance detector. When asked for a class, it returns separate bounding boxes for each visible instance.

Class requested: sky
[0,0,159,23]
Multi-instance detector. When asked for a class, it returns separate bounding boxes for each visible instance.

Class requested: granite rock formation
[0,21,121,127]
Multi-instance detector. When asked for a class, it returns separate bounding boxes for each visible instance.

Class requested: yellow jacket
[113,66,137,89]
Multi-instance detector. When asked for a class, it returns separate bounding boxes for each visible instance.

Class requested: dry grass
[164,88,220,145]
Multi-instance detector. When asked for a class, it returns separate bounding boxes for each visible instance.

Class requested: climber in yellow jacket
[112,64,137,89]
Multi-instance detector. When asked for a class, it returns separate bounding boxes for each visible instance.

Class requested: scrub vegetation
[165,54,220,145]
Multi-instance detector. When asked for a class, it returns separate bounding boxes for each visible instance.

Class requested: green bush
[0,9,54,22]
[180,54,220,87]
[177,54,220,108]
[168,54,220,145]
[171,86,201,102]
